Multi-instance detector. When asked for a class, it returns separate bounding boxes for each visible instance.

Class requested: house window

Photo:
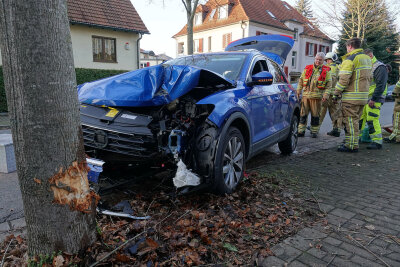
[209,9,216,20]
[294,28,298,40]
[319,45,327,53]
[305,42,315,56]
[178,42,185,54]
[222,33,232,49]
[208,36,212,52]
[92,36,116,63]
[194,12,202,26]
[256,31,268,36]
[194,38,203,53]
[218,5,228,19]
[292,51,297,68]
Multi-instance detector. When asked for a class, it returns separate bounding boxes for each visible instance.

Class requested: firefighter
[384,79,400,143]
[333,38,372,152]
[359,49,388,149]
[297,52,332,138]
[318,52,341,137]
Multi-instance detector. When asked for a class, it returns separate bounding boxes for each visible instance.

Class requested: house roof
[67,0,149,34]
[173,0,332,42]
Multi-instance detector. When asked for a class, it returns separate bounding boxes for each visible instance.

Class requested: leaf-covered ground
[1,169,321,266]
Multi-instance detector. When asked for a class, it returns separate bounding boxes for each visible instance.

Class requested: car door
[245,57,281,144]
[267,59,291,133]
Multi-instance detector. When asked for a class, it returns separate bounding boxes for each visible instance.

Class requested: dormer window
[218,5,228,19]
[209,9,216,20]
[266,10,276,19]
[283,4,291,10]
[194,12,203,25]
[307,23,314,30]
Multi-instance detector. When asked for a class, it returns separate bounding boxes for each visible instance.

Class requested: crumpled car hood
[78,65,235,107]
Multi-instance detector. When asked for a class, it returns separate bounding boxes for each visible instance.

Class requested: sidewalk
[260,143,400,266]
[0,113,10,130]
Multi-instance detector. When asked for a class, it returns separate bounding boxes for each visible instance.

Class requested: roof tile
[67,0,149,33]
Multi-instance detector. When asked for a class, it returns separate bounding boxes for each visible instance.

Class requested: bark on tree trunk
[0,0,97,255]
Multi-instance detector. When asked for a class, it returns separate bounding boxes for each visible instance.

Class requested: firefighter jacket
[334,48,372,105]
[325,62,339,96]
[392,79,400,98]
[297,64,332,99]
[368,57,388,103]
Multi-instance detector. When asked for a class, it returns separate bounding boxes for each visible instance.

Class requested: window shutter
[256,31,261,36]
[284,66,289,76]
[222,34,226,48]
[306,42,309,55]
[319,45,322,52]
[199,38,203,52]
[147,62,150,67]
[314,44,318,56]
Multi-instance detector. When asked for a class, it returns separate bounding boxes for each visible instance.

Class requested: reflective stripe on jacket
[326,62,339,96]
[394,79,400,98]
[297,65,332,99]
[334,48,372,105]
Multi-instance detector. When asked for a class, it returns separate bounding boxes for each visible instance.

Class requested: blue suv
[78,35,300,194]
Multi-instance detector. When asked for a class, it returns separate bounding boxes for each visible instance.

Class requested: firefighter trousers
[299,97,321,134]
[318,96,341,131]
[341,103,364,149]
[359,102,383,144]
[388,98,400,142]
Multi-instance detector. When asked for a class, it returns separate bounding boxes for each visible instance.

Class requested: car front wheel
[278,116,299,155]
[213,126,245,194]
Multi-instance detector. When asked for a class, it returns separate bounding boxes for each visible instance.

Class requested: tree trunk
[0,0,97,255]
[187,19,194,55]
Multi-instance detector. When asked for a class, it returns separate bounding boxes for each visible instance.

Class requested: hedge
[0,67,128,112]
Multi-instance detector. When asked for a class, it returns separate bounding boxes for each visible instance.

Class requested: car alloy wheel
[222,134,244,190]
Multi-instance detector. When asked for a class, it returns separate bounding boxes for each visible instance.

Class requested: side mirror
[251,71,274,86]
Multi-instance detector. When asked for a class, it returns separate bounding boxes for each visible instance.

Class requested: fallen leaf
[285,219,291,225]
[268,214,278,223]
[365,225,375,231]
[33,178,41,184]
[223,243,238,252]
[146,238,159,249]
[115,253,130,263]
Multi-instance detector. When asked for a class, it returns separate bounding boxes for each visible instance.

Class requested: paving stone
[319,203,335,213]
[326,214,349,227]
[287,260,307,267]
[297,228,327,239]
[10,217,26,229]
[350,255,384,267]
[0,221,10,232]
[328,255,360,267]
[296,252,327,266]
[260,256,286,267]
[307,247,327,259]
[388,244,400,254]
[330,208,356,220]
[339,241,377,261]
[283,235,314,251]
[271,243,302,263]
[324,236,343,246]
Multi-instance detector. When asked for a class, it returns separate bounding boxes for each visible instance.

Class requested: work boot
[311,133,318,138]
[367,142,382,150]
[298,132,305,137]
[383,137,398,143]
[337,144,358,153]
[327,128,340,137]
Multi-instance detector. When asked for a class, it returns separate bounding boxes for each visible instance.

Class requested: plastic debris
[173,160,201,188]
[97,208,150,220]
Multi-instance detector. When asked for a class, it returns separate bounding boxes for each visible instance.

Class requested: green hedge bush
[0,67,128,112]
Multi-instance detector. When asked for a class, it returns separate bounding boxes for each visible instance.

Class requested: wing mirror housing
[250,71,274,86]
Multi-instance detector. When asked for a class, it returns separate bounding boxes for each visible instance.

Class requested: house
[0,0,149,71]
[140,49,173,68]
[173,0,334,82]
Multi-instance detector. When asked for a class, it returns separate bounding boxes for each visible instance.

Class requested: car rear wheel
[213,127,245,194]
[278,116,299,155]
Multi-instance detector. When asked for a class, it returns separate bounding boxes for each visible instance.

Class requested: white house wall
[70,25,139,70]
[175,22,245,56]
[0,25,140,70]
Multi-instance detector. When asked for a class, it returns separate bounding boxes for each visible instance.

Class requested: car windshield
[164,54,247,81]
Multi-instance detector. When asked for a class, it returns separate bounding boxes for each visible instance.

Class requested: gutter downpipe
[136,33,143,69]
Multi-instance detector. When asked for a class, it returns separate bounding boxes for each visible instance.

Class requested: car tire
[213,126,245,194]
[278,115,299,155]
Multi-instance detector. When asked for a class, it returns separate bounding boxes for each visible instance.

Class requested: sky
[131,0,400,58]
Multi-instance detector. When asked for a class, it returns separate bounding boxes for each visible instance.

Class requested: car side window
[267,60,287,84]
[248,59,269,83]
